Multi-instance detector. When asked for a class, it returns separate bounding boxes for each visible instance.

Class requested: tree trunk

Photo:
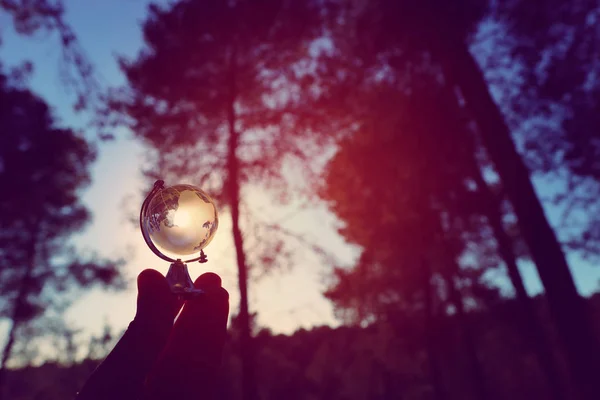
[443,38,600,400]
[227,49,259,400]
[470,159,567,400]
[443,268,488,400]
[0,320,19,399]
[421,261,447,400]
[0,229,38,399]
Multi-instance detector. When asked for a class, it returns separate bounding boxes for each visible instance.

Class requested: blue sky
[0,0,598,349]
[0,0,355,342]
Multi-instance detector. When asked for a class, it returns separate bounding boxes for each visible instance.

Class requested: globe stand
[166,259,204,299]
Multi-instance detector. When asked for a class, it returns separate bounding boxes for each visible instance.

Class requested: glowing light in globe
[141,184,218,261]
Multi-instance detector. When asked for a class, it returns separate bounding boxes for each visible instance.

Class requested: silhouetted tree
[316,46,576,396]
[0,71,123,397]
[444,19,599,400]
[5,294,600,400]
[316,2,599,398]
[318,74,504,399]
[110,1,324,399]
[485,1,600,260]
[0,0,97,110]
[464,140,569,400]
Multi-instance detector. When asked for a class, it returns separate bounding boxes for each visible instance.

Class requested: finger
[143,272,229,400]
[77,269,181,400]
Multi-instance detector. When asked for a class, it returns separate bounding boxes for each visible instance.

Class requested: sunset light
[3,1,600,399]
[173,209,192,228]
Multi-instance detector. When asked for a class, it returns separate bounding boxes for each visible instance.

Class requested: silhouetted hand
[76,269,229,400]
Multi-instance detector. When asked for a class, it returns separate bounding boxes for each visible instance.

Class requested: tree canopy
[0,69,123,390]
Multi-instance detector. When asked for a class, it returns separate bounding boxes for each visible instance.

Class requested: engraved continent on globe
[141,184,218,260]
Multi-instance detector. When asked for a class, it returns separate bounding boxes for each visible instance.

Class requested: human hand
[76,269,229,400]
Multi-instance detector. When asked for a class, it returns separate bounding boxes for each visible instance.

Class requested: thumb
[143,272,229,400]
[77,269,180,400]
[135,268,182,325]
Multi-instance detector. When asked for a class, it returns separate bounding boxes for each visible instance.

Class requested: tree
[317,1,600,398]
[317,72,504,399]
[443,31,599,400]
[316,38,575,395]
[465,147,569,400]
[110,1,324,399]
[485,1,600,258]
[0,71,122,397]
[1,0,97,110]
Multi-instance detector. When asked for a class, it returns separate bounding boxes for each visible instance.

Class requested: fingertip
[193,272,229,303]
[194,272,222,289]
[138,269,170,295]
[136,269,178,322]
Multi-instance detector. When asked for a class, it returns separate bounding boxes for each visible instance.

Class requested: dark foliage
[3,0,600,399]
[0,70,123,394]
[313,2,600,398]
[1,0,98,111]
[9,294,600,400]
[109,2,328,399]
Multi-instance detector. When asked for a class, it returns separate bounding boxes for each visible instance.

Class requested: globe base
[166,260,204,299]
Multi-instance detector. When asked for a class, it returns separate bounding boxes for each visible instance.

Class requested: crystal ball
[141,184,218,260]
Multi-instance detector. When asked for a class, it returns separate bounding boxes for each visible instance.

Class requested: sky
[0,0,599,348]
[0,0,355,341]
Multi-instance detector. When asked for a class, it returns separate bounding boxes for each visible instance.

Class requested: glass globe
[140,183,218,262]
